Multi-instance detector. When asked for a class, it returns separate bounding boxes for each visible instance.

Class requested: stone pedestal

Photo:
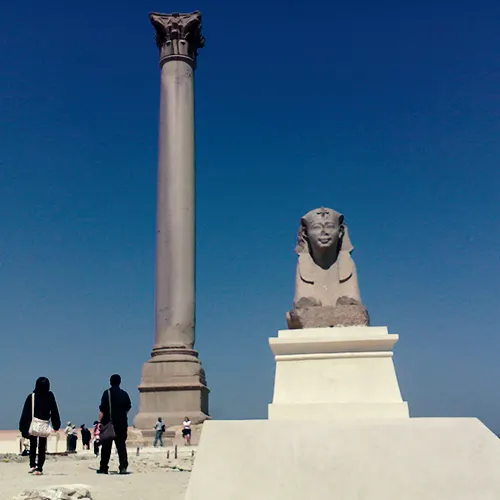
[135,351,209,434]
[184,326,500,499]
[268,326,409,419]
[185,418,500,500]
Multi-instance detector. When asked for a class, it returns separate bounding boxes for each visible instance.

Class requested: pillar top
[149,11,205,67]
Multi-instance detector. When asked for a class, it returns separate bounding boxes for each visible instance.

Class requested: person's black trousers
[94,439,100,456]
[29,436,47,471]
[99,429,128,471]
[70,435,77,452]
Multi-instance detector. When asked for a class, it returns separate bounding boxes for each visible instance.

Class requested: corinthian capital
[149,11,205,66]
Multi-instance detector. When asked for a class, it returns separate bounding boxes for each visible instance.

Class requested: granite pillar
[134,11,209,434]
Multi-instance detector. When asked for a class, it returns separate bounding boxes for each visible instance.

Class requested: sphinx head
[296,207,352,266]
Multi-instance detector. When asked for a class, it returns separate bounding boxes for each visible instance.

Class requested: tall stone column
[134,11,209,434]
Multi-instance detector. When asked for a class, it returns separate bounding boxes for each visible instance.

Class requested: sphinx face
[306,217,342,259]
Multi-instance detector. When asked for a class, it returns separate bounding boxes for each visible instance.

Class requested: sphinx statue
[286,207,369,329]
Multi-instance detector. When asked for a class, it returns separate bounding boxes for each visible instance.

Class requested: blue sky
[1,0,499,431]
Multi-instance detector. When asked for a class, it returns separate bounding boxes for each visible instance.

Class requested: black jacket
[19,377,61,438]
[99,386,131,431]
[81,428,92,443]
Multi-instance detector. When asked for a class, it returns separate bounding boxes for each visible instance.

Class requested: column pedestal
[134,350,209,436]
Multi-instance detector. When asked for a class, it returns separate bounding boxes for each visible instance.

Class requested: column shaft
[155,59,196,352]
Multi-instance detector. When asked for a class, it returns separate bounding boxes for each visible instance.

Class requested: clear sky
[1,0,499,432]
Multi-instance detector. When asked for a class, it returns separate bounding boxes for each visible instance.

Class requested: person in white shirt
[182,417,192,446]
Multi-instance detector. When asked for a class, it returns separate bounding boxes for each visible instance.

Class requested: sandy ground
[1,450,193,500]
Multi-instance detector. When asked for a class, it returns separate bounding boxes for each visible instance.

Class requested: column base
[134,348,210,435]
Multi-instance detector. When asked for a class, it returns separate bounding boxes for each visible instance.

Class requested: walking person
[81,424,91,450]
[92,421,101,457]
[19,377,61,475]
[182,416,192,446]
[96,374,132,475]
[153,417,165,447]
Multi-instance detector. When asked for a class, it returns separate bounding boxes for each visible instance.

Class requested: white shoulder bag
[28,393,51,438]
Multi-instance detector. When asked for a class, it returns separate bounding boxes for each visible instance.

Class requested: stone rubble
[13,484,92,500]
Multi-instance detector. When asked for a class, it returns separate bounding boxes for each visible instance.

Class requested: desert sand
[1,449,193,500]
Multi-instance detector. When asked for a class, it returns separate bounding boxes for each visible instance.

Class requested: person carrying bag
[99,390,115,441]
[96,374,131,475]
[29,393,51,438]
[19,377,61,475]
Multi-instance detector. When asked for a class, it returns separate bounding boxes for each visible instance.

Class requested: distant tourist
[96,374,132,475]
[92,421,101,456]
[153,417,165,447]
[64,422,73,452]
[69,425,78,452]
[81,424,91,450]
[19,376,61,476]
[182,417,192,446]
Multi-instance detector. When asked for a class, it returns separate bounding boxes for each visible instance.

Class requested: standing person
[81,424,91,450]
[97,374,131,475]
[153,417,165,447]
[64,422,73,452]
[182,416,192,446]
[19,377,61,476]
[69,425,78,452]
[92,421,101,457]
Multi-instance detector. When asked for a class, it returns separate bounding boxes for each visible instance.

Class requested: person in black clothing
[97,374,131,475]
[80,424,91,450]
[69,425,78,452]
[19,377,61,475]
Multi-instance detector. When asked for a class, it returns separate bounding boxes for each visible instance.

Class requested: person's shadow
[87,466,132,475]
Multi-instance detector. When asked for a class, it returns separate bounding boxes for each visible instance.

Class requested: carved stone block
[286,305,370,329]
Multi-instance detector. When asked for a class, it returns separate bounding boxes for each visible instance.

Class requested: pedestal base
[134,350,209,436]
[185,418,500,500]
[268,401,409,419]
[268,326,409,419]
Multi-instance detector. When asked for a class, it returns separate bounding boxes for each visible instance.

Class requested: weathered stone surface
[287,304,369,329]
[13,484,92,500]
[288,207,369,328]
